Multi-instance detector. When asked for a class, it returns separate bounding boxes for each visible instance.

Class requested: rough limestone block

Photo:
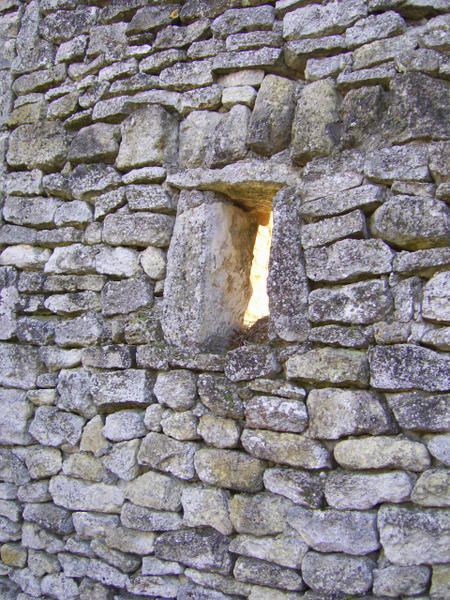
[103,213,174,248]
[241,429,331,469]
[291,79,340,165]
[263,468,324,509]
[325,471,414,509]
[211,6,275,38]
[234,556,304,591]
[288,506,379,555]
[247,75,296,157]
[29,407,85,447]
[116,106,178,170]
[370,196,449,250]
[179,110,223,168]
[378,505,450,565]
[68,124,120,165]
[225,346,281,382]
[0,389,33,445]
[386,391,450,432]
[411,469,450,507]
[365,144,430,183]
[301,209,367,249]
[154,370,197,410]
[124,471,184,512]
[307,388,395,439]
[121,502,182,533]
[268,188,310,342]
[229,528,308,569]
[0,343,44,389]
[302,551,374,595]
[369,344,450,392]
[230,492,293,536]
[6,121,68,172]
[206,104,250,168]
[423,271,450,323]
[154,528,233,575]
[194,448,265,493]
[101,278,153,316]
[137,432,198,480]
[160,59,214,91]
[90,370,153,409]
[334,436,431,471]
[308,279,392,325]
[373,565,431,597]
[182,487,233,535]
[3,196,60,228]
[245,396,307,433]
[162,191,257,351]
[286,347,369,387]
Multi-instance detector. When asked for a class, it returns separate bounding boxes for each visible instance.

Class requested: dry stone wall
[0,0,449,598]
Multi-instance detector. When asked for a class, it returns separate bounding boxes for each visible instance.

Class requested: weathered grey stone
[0,389,33,445]
[325,471,414,509]
[126,575,179,598]
[0,515,21,543]
[94,246,139,278]
[163,192,256,351]
[125,470,184,511]
[179,110,222,168]
[45,291,100,316]
[90,369,153,409]
[222,85,257,109]
[245,395,307,433]
[225,346,280,382]
[53,201,93,229]
[370,344,450,392]
[388,73,450,143]
[70,164,121,200]
[29,407,84,447]
[155,528,232,575]
[268,188,309,342]
[56,368,94,419]
[101,277,153,316]
[301,210,367,250]
[428,434,450,466]
[63,453,105,482]
[230,528,308,570]
[395,247,450,277]
[431,564,450,598]
[125,184,175,213]
[50,475,124,513]
[195,449,265,492]
[3,195,59,228]
[40,6,96,43]
[213,47,284,73]
[182,487,233,535]
[247,75,295,157]
[87,558,129,589]
[230,492,293,536]
[21,521,64,553]
[386,391,450,432]
[138,432,198,480]
[212,6,274,37]
[91,537,140,574]
[307,388,394,439]
[234,556,303,591]
[300,184,385,219]
[7,122,67,172]
[302,551,374,595]
[0,449,30,486]
[241,429,331,469]
[54,313,105,348]
[309,279,391,325]
[121,502,182,532]
[103,212,174,248]
[197,374,245,418]
[6,170,43,196]
[73,512,118,540]
[197,415,239,448]
[263,468,324,509]
[334,436,431,471]
[286,347,369,387]
[378,505,450,565]
[283,0,367,40]
[68,124,120,165]
[305,239,393,283]
[139,246,166,278]
[370,196,449,250]
[142,556,184,576]
[373,565,431,597]
[284,35,347,71]
[423,271,450,323]
[154,370,197,411]
[305,52,352,81]
[23,502,73,536]
[160,58,214,92]
[365,144,430,183]
[102,410,146,442]
[161,409,198,441]
[0,343,43,390]
[292,79,340,165]
[411,469,450,507]
[45,244,97,275]
[115,105,177,170]
[25,447,61,479]
[289,506,379,554]
[206,104,250,168]
[102,439,140,481]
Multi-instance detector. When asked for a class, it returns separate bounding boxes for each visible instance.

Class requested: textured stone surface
[49,476,124,513]
[302,551,374,595]
[195,449,265,492]
[7,122,67,171]
[230,492,293,536]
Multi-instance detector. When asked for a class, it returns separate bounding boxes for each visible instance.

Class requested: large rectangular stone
[90,370,153,409]
[49,476,124,513]
[102,213,174,248]
[0,343,44,389]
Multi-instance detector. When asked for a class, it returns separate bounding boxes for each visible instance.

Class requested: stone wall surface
[0,0,449,598]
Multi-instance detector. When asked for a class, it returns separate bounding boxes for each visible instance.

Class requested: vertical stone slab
[162,191,257,351]
[268,188,309,342]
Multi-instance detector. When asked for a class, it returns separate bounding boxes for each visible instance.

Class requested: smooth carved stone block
[369,344,450,392]
[194,448,265,492]
[286,348,369,387]
[241,429,331,469]
[288,506,379,555]
[116,106,178,170]
[334,436,431,471]
[162,192,257,351]
[370,196,449,250]
[378,505,450,565]
[307,388,395,439]
[247,75,296,157]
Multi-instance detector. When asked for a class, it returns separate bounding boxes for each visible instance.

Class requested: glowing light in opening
[244,213,273,327]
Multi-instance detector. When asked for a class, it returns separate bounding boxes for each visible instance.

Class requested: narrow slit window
[244,212,273,327]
